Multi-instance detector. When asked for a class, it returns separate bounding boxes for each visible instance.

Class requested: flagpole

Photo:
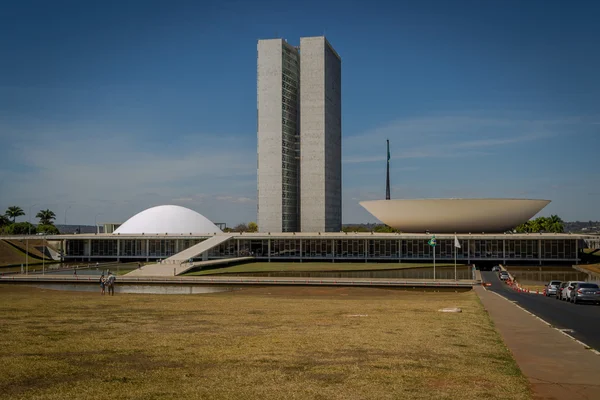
[454,238,457,281]
[433,244,436,280]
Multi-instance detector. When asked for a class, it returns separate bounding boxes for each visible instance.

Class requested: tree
[247,222,258,232]
[36,209,56,225]
[233,223,248,232]
[5,206,25,223]
[36,224,60,235]
[0,214,10,228]
[4,222,35,235]
[373,224,399,233]
[342,225,370,232]
[545,215,564,233]
[514,215,564,233]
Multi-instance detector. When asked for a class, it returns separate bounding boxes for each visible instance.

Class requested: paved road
[481,271,600,351]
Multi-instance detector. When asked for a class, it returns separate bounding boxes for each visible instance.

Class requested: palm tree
[5,206,25,223]
[545,215,564,233]
[36,209,57,225]
[531,217,547,232]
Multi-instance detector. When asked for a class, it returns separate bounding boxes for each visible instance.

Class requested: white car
[561,281,584,301]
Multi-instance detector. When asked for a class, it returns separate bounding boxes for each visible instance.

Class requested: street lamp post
[42,233,46,275]
[95,213,102,234]
[26,204,38,275]
[64,204,73,231]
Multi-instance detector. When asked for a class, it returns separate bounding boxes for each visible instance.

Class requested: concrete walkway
[126,257,254,277]
[475,286,600,400]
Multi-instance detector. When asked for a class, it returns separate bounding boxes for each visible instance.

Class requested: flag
[387,140,390,163]
[454,235,461,249]
[428,235,437,247]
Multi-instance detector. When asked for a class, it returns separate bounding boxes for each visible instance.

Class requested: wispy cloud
[343,115,578,164]
[215,195,255,204]
[0,125,257,225]
[1,112,597,225]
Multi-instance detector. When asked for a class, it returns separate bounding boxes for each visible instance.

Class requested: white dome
[113,205,222,234]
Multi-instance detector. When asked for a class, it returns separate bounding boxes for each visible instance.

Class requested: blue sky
[0,0,599,226]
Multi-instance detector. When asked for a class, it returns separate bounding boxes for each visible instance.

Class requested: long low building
[12,205,593,266]
[17,231,594,265]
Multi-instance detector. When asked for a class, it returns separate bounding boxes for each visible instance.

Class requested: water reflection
[222,267,472,280]
[28,283,236,295]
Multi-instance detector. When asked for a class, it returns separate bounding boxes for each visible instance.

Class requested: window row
[208,239,578,259]
[64,239,579,260]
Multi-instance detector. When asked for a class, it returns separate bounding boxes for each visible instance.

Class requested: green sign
[428,235,437,247]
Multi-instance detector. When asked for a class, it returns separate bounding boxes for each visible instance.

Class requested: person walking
[99,274,106,295]
[105,271,116,296]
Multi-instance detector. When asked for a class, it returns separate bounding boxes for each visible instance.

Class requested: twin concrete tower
[257,36,342,233]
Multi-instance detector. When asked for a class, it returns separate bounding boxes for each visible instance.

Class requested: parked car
[561,281,584,301]
[569,282,600,304]
[556,282,569,300]
[544,280,562,297]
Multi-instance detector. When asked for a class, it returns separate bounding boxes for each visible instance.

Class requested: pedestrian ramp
[164,234,234,263]
[126,256,253,277]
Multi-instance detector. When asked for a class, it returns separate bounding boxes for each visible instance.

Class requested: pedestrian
[138,262,142,269]
[99,274,106,295]
[105,271,116,296]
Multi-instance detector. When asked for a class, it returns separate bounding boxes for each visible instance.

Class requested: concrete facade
[300,37,342,232]
[257,36,341,233]
[50,232,586,266]
[257,39,300,233]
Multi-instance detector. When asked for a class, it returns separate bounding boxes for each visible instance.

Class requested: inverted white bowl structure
[359,198,551,233]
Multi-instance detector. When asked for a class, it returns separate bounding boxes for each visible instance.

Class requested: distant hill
[564,221,600,234]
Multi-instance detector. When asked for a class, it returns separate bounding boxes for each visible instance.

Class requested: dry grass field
[0,285,530,400]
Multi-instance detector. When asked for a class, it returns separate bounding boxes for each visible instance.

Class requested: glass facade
[281,44,300,232]
[63,237,579,262]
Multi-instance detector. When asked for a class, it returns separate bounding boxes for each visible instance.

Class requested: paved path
[475,284,600,400]
[126,257,254,277]
[482,271,600,351]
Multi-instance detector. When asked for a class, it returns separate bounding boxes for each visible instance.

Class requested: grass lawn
[0,239,53,267]
[185,262,462,276]
[0,285,529,400]
[0,240,27,267]
[579,264,600,275]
